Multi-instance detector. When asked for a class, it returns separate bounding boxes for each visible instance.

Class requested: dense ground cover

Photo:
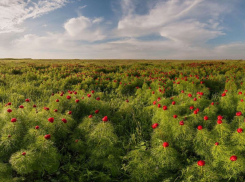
[0,59,245,181]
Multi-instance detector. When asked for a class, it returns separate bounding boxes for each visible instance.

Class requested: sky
[0,0,245,59]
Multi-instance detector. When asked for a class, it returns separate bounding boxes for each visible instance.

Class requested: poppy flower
[197,160,205,166]
[152,123,159,129]
[230,155,237,161]
[162,142,169,148]
[237,128,243,133]
[179,121,184,125]
[62,118,67,123]
[197,125,203,130]
[48,117,54,123]
[44,134,51,139]
[236,112,242,116]
[102,116,108,122]
[11,118,17,123]
[95,110,99,114]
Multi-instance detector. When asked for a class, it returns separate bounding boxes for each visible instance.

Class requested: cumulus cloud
[64,16,106,42]
[0,0,68,34]
[0,0,243,59]
[114,0,231,46]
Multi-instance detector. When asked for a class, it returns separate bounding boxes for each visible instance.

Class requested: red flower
[230,155,237,161]
[211,102,214,105]
[87,94,91,98]
[204,116,209,120]
[91,90,94,94]
[236,111,242,116]
[197,125,203,130]
[193,98,197,101]
[102,116,108,122]
[7,108,12,113]
[151,123,159,129]
[190,106,194,110]
[55,99,59,102]
[22,152,26,156]
[237,128,243,133]
[67,95,71,99]
[43,107,49,111]
[162,142,169,148]
[75,139,79,143]
[157,104,161,108]
[7,102,11,105]
[238,92,242,95]
[75,99,79,103]
[163,106,167,110]
[54,109,58,112]
[194,110,198,114]
[215,142,219,146]
[35,126,39,129]
[221,93,226,97]
[33,104,37,108]
[95,110,99,114]
[68,111,72,115]
[96,97,101,101]
[62,118,67,123]
[48,117,54,123]
[188,93,192,97]
[181,90,184,93]
[197,160,205,166]
[88,115,93,118]
[152,91,155,94]
[179,121,184,125]
[44,134,51,139]
[172,101,176,105]
[173,115,178,118]
[217,115,223,120]
[25,99,30,102]
[11,118,17,123]
[217,120,222,124]
[19,105,24,109]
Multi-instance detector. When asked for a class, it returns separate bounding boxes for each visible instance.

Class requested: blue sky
[0,0,245,59]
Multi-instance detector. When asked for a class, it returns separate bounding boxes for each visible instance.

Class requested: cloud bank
[0,0,244,59]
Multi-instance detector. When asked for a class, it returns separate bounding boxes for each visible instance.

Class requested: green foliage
[1,60,245,181]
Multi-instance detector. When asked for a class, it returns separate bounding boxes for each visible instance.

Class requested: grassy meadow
[0,59,245,181]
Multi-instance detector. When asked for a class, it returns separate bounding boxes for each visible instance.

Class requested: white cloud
[114,0,231,46]
[64,16,106,42]
[79,5,87,9]
[0,0,243,59]
[0,0,68,34]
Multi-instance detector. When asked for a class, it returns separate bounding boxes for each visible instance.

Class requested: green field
[1,59,245,181]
